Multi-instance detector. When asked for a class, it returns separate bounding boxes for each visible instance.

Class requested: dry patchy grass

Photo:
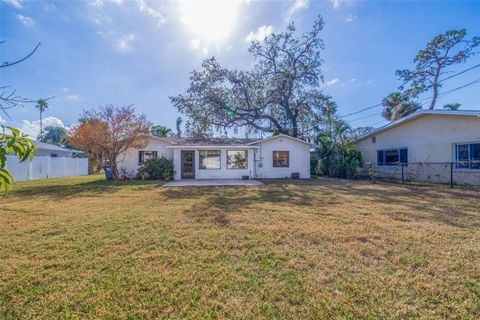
[1,175,479,319]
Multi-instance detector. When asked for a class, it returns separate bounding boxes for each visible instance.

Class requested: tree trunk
[430,66,441,110]
[109,157,119,181]
[39,111,43,137]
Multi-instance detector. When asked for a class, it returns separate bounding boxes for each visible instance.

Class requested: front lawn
[1,175,479,319]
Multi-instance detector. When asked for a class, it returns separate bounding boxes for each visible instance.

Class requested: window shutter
[400,148,408,164]
[377,150,384,165]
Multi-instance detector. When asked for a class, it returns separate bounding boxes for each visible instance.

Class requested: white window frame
[199,150,221,170]
[227,150,248,170]
[454,141,480,171]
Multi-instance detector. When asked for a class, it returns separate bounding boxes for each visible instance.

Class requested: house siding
[356,114,480,165]
[118,138,173,176]
[121,135,312,180]
[254,137,311,179]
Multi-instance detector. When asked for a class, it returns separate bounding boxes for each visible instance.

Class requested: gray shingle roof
[156,137,260,146]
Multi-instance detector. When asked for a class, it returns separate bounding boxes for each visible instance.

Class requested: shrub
[138,157,174,180]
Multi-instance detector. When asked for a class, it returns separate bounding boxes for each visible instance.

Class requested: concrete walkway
[163,179,264,187]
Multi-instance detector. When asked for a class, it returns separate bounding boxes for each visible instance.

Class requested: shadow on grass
[10,178,159,199]
[162,178,480,229]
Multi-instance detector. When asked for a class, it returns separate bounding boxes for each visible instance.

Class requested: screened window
[273,151,289,167]
[377,148,408,166]
[139,151,157,164]
[227,150,248,169]
[455,143,480,169]
[199,150,221,169]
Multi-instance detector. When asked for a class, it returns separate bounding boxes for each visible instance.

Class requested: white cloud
[137,0,166,25]
[3,0,22,9]
[17,14,35,27]
[331,0,345,9]
[19,116,66,138]
[245,25,273,43]
[345,13,356,23]
[117,34,135,51]
[285,0,309,22]
[189,38,209,55]
[66,95,79,100]
[0,116,6,125]
[325,78,340,86]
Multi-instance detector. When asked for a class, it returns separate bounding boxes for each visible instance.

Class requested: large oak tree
[171,16,328,139]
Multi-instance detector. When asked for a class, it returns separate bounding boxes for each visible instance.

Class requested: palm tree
[176,117,183,138]
[35,99,49,137]
[151,125,172,137]
[40,126,67,145]
[382,92,421,121]
[443,103,461,111]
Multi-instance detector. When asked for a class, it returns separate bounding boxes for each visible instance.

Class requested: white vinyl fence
[5,156,88,181]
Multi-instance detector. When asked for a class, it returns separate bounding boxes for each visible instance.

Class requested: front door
[181,150,195,179]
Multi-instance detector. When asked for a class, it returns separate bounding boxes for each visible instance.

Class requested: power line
[352,78,480,126]
[438,63,480,83]
[339,63,480,119]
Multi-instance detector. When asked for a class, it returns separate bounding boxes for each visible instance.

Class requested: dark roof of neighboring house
[356,109,480,142]
[155,137,260,146]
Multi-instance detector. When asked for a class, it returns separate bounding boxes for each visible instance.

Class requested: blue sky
[1,0,480,137]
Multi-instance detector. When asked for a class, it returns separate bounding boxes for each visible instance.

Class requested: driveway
[163,179,264,187]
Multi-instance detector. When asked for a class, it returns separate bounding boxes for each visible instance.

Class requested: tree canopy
[396,29,479,109]
[68,105,151,180]
[171,16,327,139]
[381,92,421,121]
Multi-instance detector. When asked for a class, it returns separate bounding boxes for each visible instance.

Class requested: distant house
[355,110,480,184]
[119,134,313,180]
[34,141,84,158]
[6,141,87,181]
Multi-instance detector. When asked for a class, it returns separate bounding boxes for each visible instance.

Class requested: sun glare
[179,1,242,44]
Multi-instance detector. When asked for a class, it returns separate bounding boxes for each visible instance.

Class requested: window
[377,148,408,166]
[273,151,289,167]
[371,137,376,144]
[50,153,58,158]
[199,150,221,169]
[139,151,158,164]
[227,150,248,169]
[455,142,480,169]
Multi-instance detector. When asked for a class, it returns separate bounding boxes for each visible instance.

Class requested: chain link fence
[361,161,480,188]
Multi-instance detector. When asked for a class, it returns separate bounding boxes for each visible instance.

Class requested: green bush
[138,157,174,180]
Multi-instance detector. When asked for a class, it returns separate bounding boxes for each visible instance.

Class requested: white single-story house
[119,134,313,180]
[355,109,480,184]
[5,141,88,181]
[34,141,84,158]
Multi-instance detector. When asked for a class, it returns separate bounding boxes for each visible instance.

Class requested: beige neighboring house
[355,109,480,184]
[119,134,313,180]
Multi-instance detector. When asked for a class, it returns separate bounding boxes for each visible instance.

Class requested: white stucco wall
[254,136,311,179]
[118,137,173,176]
[121,135,312,180]
[172,147,255,180]
[356,114,480,165]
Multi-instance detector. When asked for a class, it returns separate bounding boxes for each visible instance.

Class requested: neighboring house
[34,141,84,158]
[355,110,480,184]
[119,134,313,180]
[6,141,88,181]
